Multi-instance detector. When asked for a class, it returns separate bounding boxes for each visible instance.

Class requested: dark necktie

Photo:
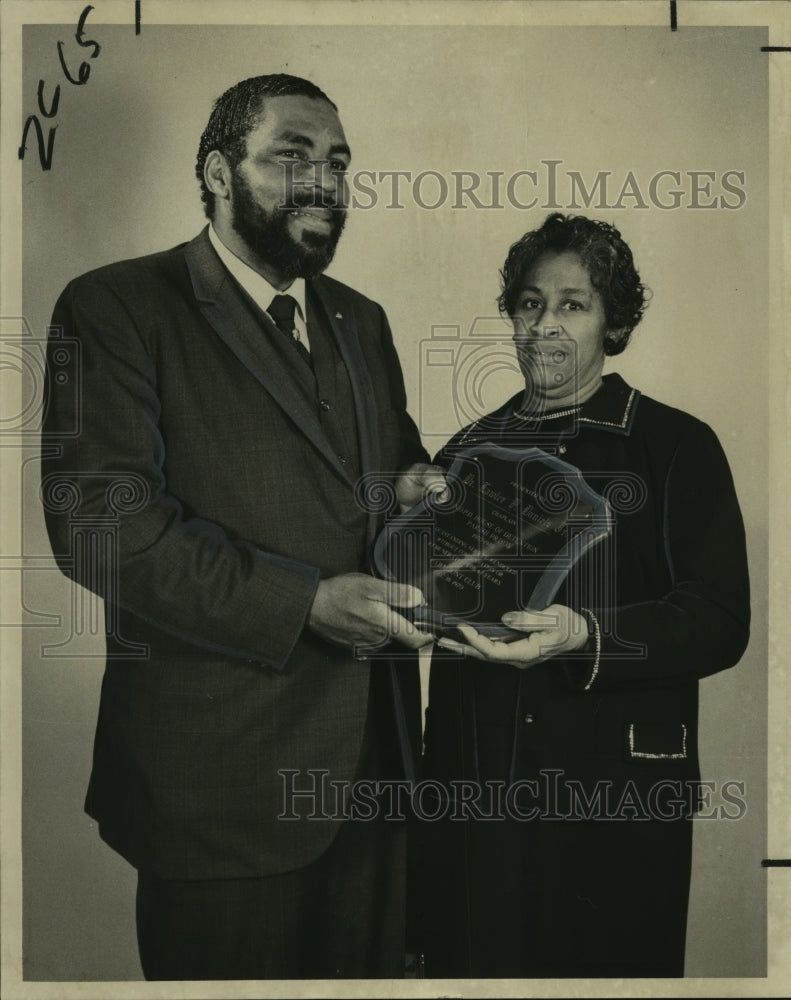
[268,294,312,367]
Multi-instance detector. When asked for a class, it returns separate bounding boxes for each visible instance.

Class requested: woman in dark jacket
[418,213,750,978]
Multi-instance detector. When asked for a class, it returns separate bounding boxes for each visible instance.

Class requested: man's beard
[229,168,346,281]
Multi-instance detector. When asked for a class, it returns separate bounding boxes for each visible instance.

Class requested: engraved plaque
[375,445,612,638]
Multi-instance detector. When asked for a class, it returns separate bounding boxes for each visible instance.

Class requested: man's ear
[204,150,232,203]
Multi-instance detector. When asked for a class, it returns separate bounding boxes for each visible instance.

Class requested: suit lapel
[309,278,385,548]
[184,230,353,486]
[309,278,381,479]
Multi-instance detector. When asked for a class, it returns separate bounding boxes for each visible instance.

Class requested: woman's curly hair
[498,213,649,356]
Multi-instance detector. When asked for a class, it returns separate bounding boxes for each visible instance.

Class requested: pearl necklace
[513,405,582,421]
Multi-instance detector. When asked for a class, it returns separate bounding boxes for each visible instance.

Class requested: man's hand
[436,604,589,669]
[308,573,434,654]
[395,462,448,512]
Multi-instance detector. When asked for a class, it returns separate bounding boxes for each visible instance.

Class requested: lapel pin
[335,312,343,319]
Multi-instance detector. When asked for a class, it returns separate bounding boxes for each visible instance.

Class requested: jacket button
[558,444,567,455]
[523,713,535,724]
[338,455,348,465]
[320,399,332,411]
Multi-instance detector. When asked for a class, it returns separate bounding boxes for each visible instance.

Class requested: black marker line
[761,46,791,52]
[670,1,677,32]
[761,859,791,867]
[135,0,141,35]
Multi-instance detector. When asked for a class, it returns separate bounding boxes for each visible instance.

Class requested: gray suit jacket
[42,228,427,878]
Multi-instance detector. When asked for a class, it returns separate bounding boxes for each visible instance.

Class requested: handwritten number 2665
[18,6,101,171]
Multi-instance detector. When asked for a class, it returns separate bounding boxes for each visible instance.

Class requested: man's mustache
[280,192,347,212]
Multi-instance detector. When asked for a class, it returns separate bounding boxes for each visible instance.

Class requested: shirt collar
[577,373,641,433]
[208,224,306,320]
[501,373,640,436]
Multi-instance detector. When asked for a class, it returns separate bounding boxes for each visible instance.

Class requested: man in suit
[41,73,436,981]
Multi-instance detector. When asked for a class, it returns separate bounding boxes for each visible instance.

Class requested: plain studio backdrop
[16,20,767,982]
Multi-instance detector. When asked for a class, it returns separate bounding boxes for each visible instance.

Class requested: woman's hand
[395,462,448,512]
[437,604,589,669]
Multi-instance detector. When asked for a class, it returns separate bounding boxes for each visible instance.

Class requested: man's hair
[498,213,649,355]
[195,74,337,219]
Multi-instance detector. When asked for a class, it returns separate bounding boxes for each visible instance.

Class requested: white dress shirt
[208,224,311,352]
